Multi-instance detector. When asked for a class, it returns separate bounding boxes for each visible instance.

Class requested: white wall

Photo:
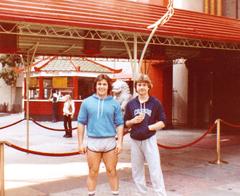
[0,76,12,111]
[0,63,20,111]
[172,59,188,126]
[174,0,204,13]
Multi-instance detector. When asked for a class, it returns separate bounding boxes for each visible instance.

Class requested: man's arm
[148,121,165,131]
[125,114,144,128]
[77,123,86,153]
[116,124,124,154]
[148,99,166,131]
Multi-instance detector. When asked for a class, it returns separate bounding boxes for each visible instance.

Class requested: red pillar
[145,60,173,127]
[39,77,44,99]
[73,76,79,100]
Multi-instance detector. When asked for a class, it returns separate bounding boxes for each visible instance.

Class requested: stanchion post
[209,119,228,164]
[0,141,5,196]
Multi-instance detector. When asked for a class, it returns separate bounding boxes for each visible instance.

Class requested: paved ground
[1,113,240,196]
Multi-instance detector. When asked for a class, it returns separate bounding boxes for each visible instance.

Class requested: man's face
[136,82,149,96]
[96,79,108,97]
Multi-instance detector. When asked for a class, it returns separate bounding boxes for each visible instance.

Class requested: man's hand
[115,142,122,154]
[79,144,87,154]
[132,113,145,124]
[126,113,145,128]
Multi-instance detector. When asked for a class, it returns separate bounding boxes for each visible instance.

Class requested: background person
[49,89,60,122]
[124,74,167,196]
[77,74,124,196]
[63,94,75,138]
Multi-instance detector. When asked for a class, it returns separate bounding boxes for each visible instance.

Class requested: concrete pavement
[1,113,240,196]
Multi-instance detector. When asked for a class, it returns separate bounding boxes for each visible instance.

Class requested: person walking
[63,94,75,138]
[124,74,167,196]
[77,74,124,196]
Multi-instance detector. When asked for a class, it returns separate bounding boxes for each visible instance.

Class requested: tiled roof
[33,57,122,74]
[72,59,114,73]
[41,59,75,71]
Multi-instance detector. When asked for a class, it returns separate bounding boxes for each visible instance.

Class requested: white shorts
[87,137,116,153]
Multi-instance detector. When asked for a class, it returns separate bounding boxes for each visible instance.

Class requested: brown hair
[135,74,153,89]
[93,74,112,95]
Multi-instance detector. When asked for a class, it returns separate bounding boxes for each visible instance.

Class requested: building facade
[172,0,240,127]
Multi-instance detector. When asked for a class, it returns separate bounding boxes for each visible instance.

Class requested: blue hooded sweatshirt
[124,96,166,140]
[77,94,124,138]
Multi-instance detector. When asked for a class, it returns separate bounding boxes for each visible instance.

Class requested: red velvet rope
[157,123,216,149]
[4,141,81,156]
[0,118,25,130]
[220,119,240,128]
[30,118,77,131]
[3,129,130,157]
[0,118,77,131]
[1,120,218,156]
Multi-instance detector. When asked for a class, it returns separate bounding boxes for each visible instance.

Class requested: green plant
[0,54,22,86]
[0,67,18,86]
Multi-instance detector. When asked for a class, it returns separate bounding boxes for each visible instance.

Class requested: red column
[39,77,44,99]
[147,60,173,127]
[73,76,79,100]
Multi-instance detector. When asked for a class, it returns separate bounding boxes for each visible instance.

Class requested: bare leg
[102,149,119,192]
[87,150,102,192]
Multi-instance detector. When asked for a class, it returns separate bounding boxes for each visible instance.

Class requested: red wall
[0,23,17,53]
[24,101,81,121]
[143,60,172,127]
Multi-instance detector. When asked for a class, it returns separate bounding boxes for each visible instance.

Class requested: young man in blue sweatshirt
[124,74,167,196]
[77,74,124,196]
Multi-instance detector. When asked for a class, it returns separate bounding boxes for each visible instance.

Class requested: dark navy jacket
[124,96,166,140]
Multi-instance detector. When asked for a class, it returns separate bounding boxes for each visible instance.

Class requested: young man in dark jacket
[124,74,167,196]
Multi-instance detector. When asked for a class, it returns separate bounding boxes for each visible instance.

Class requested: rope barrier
[0,116,236,196]
[0,118,217,153]
[30,118,77,131]
[157,123,216,150]
[4,141,81,157]
[220,119,240,128]
[0,118,77,131]
[0,118,25,130]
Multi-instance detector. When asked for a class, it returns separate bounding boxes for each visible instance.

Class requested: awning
[0,0,239,58]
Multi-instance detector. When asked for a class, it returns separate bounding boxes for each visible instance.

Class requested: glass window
[68,77,73,88]
[29,89,39,99]
[29,77,39,88]
[43,78,52,99]
[43,78,52,88]
[52,77,67,88]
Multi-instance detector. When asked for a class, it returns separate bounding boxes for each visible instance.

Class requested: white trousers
[131,135,167,196]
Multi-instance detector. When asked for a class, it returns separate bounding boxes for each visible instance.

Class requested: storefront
[24,56,130,120]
